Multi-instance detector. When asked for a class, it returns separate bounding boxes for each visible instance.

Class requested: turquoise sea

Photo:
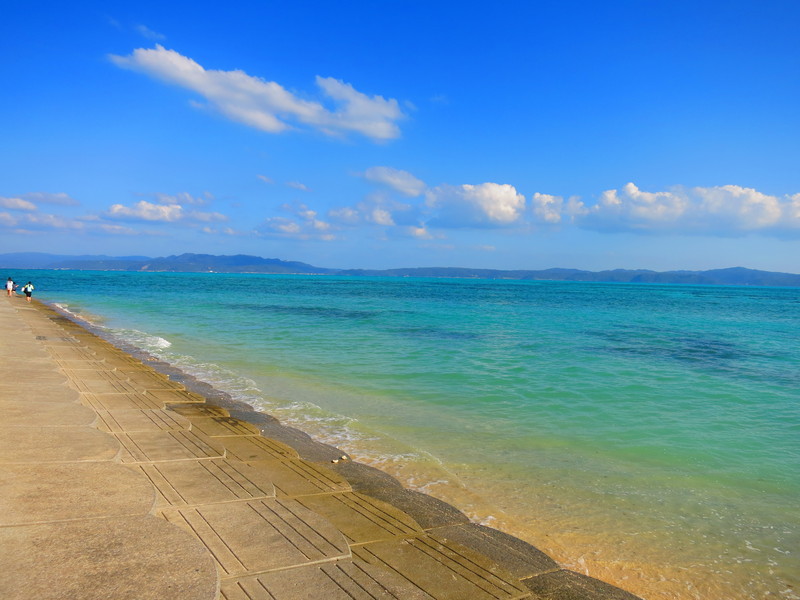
[14,270,799,599]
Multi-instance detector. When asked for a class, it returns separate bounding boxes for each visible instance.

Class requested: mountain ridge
[1,252,798,287]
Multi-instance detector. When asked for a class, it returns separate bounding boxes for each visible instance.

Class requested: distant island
[1,252,799,287]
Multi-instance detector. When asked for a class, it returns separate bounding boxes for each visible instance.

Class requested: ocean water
[15,269,799,599]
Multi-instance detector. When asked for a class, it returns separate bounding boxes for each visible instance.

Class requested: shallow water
[17,269,799,599]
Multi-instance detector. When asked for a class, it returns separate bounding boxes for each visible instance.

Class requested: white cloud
[107,200,226,223]
[363,166,426,197]
[20,192,79,206]
[259,203,335,240]
[287,181,310,192]
[110,45,405,141]
[531,193,565,224]
[315,77,404,140]
[533,183,800,235]
[370,207,395,226]
[98,224,137,235]
[690,185,785,230]
[409,225,433,239]
[20,213,85,230]
[328,206,360,225]
[587,183,690,229]
[328,191,416,229]
[0,197,37,211]
[425,183,526,228]
[257,174,273,184]
[108,201,184,222]
[0,212,18,226]
[154,192,211,206]
[136,25,165,41]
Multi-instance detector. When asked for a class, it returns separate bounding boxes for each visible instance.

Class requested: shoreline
[45,298,644,599]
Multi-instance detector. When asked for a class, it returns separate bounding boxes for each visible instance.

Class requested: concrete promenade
[0,296,642,600]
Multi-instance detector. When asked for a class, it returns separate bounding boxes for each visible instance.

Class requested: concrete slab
[0,356,63,373]
[353,535,531,600]
[332,460,471,530]
[0,462,155,524]
[0,385,81,403]
[241,458,352,497]
[293,492,424,544]
[96,409,191,433]
[81,392,165,411]
[46,346,100,361]
[0,426,120,463]
[132,459,275,507]
[70,377,141,394]
[0,370,67,385]
[35,336,82,345]
[220,560,436,600]
[61,368,131,382]
[94,353,153,368]
[0,380,70,398]
[0,399,97,427]
[188,416,261,437]
[522,570,642,600]
[54,359,115,371]
[115,430,227,463]
[161,498,351,577]
[0,515,218,600]
[125,372,186,391]
[147,388,207,404]
[222,434,300,462]
[0,357,61,369]
[168,404,231,418]
[429,523,560,579]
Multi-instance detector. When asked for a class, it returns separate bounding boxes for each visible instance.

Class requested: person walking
[21,281,34,303]
[5,277,13,297]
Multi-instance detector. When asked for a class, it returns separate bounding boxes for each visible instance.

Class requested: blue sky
[1,1,799,272]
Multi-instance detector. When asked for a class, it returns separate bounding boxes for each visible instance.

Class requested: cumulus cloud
[425,183,526,228]
[363,166,426,197]
[328,191,417,229]
[110,45,405,141]
[531,192,588,225]
[597,183,798,233]
[532,183,800,235]
[259,203,334,240]
[107,200,227,223]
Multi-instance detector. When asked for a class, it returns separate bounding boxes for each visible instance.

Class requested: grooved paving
[132,459,276,507]
[353,536,531,599]
[219,560,438,600]
[221,433,301,462]
[96,408,191,432]
[293,492,424,544]
[114,429,227,463]
[161,499,351,577]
